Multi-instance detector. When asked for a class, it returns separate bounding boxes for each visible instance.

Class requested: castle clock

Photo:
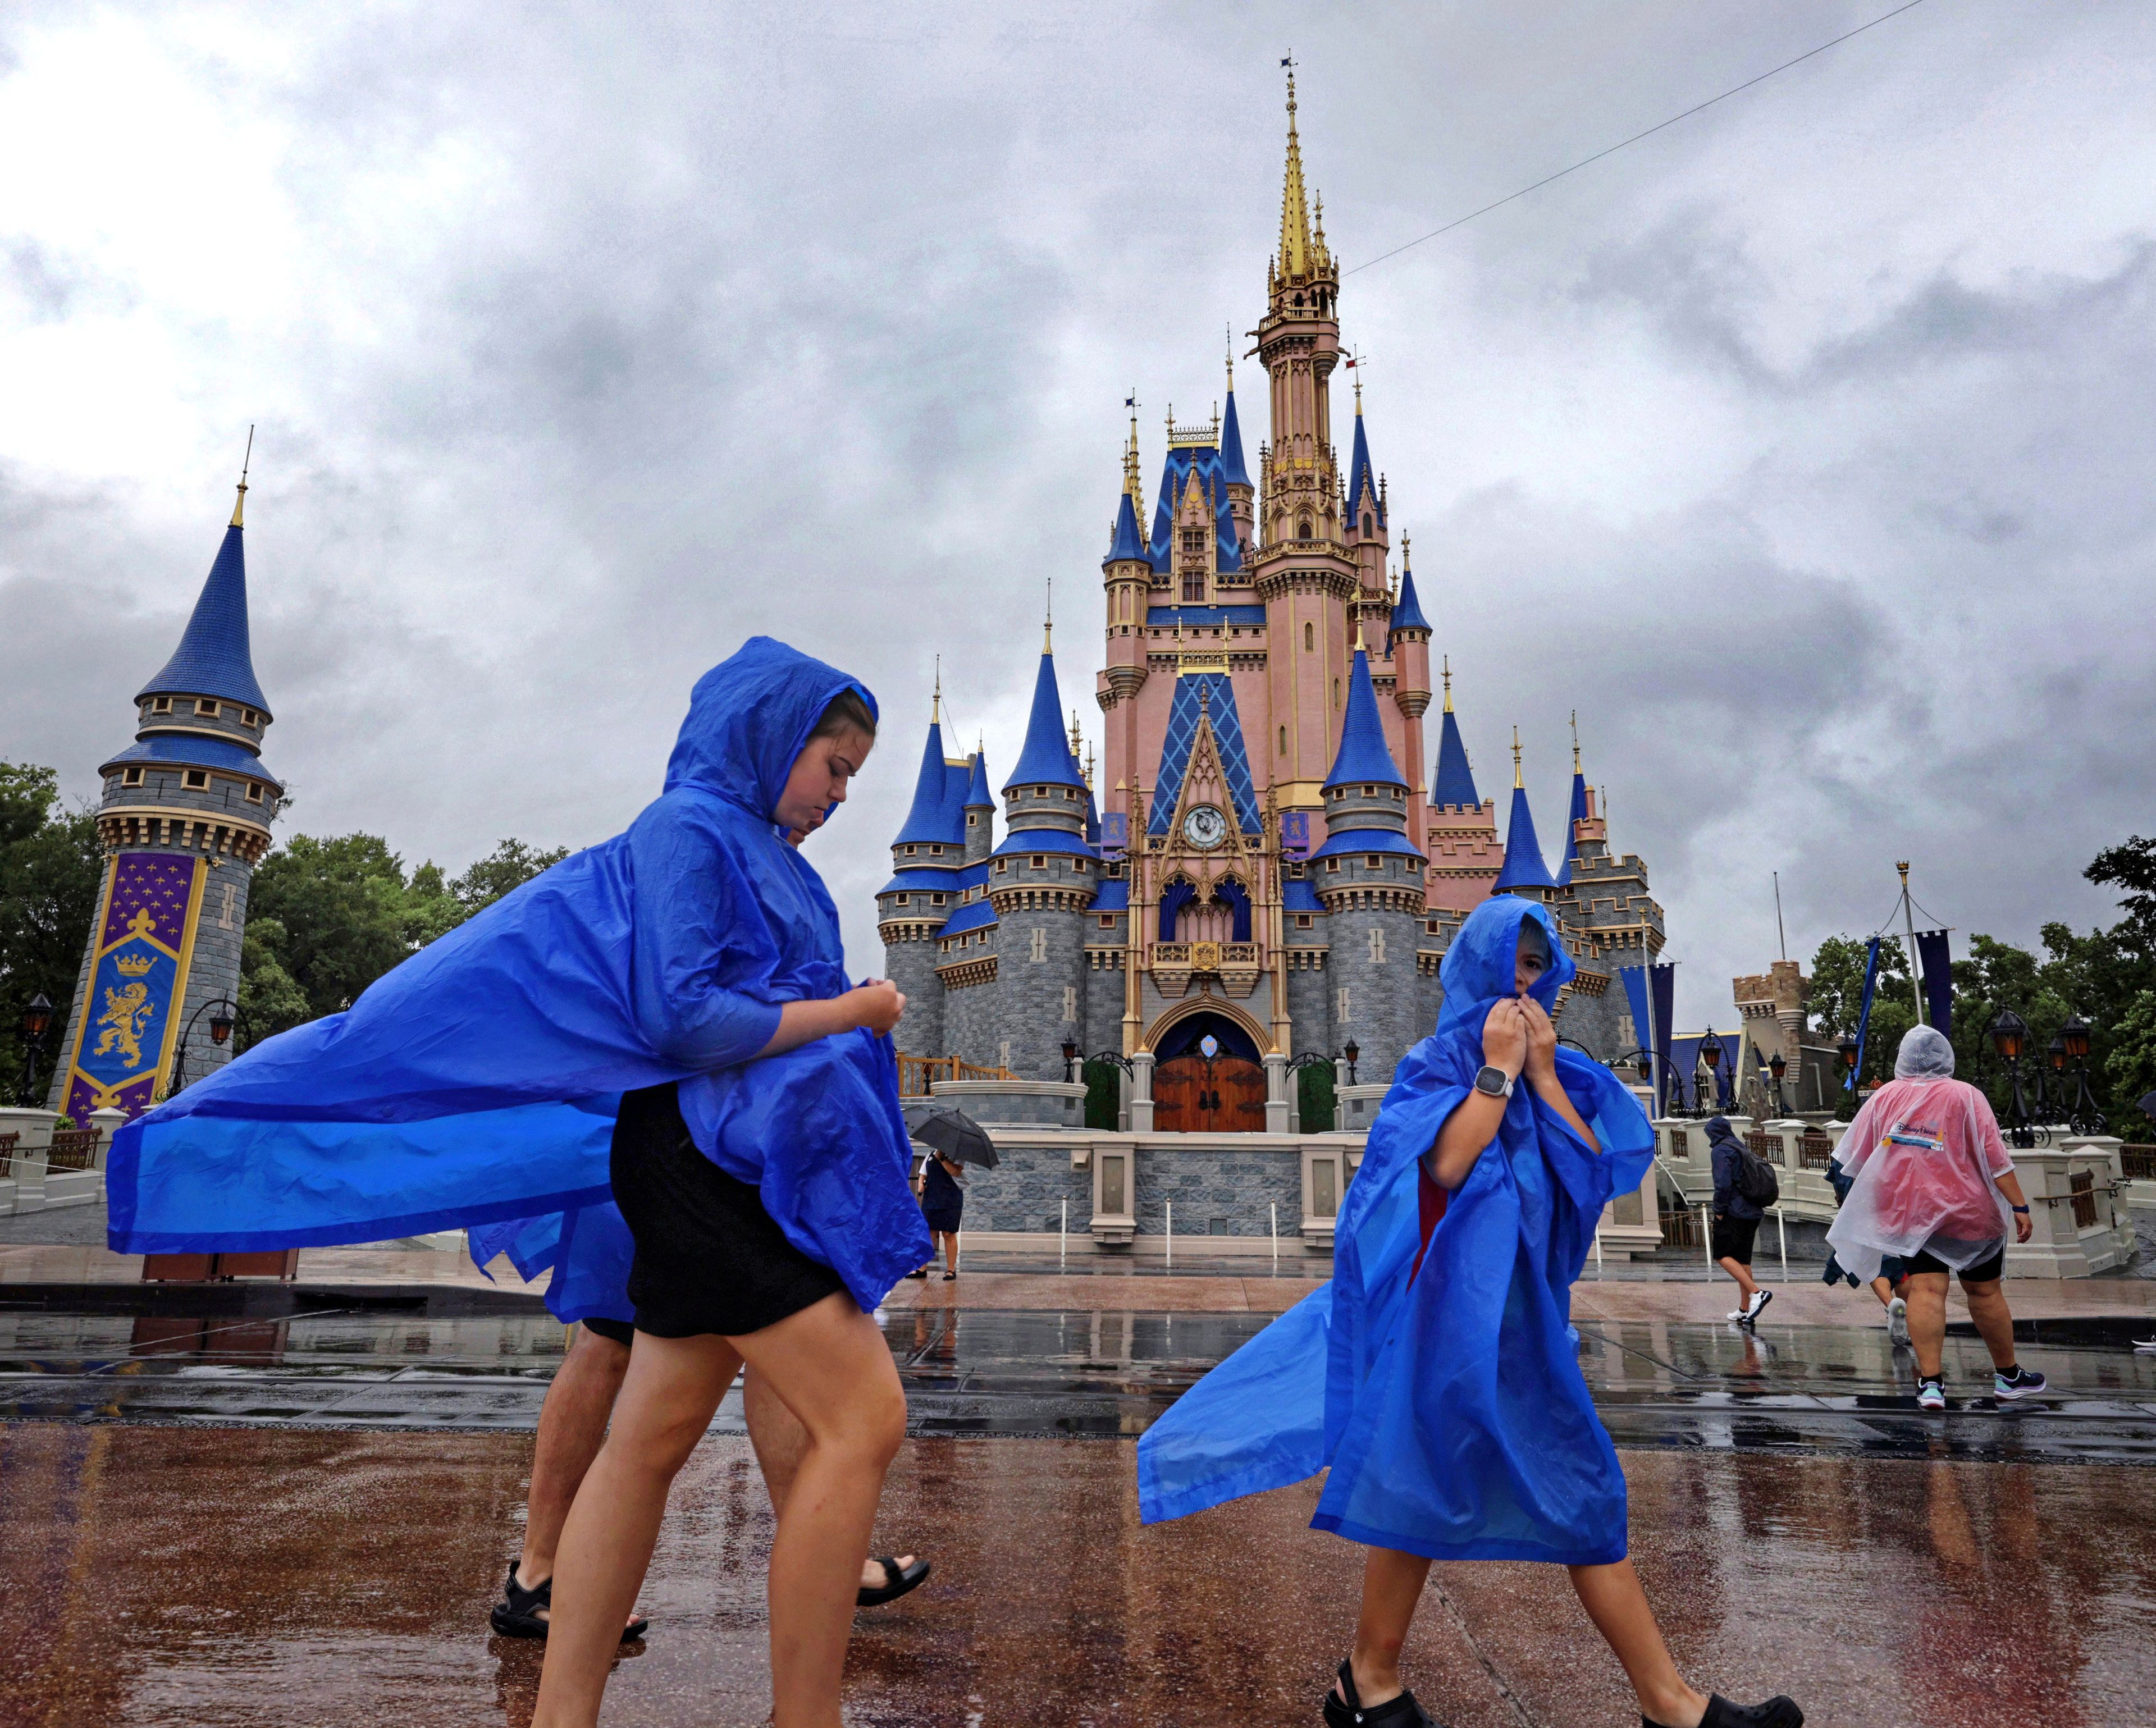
[1181,804,1227,849]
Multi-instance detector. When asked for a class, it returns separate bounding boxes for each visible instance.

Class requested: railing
[1665,1129,1691,1160]
[0,1131,17,1176]
[2121,1145,2156,1181]
[1798,1132,1836,1171]
[46,1128,99,1172]
[897,1055,1017,1098]
[1659,1204,1703,1249]
[2070,1169,2097,1231]
[1746,1130,1784,1168]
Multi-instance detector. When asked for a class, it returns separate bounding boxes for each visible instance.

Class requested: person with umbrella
[905,1107,995,1280]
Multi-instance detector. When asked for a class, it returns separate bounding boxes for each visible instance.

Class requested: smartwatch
[2011,1205,2030,1214]
[1473,1065,1516,1100]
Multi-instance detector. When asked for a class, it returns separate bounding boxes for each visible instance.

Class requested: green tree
[0,764,104,1103]
[452,839,570,914]
[2105,991,2156,1132]
[1807,934,1915,1110]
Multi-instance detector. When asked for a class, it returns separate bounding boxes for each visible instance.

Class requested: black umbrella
[910,1107,998,1169]
[2138,1090,2156,1124]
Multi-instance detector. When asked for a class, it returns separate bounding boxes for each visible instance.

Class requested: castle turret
[878,695,971,1058]
[1492,731,1555,900]
[972,635,1094,1078]
[1343,385,1390,640]
[1554,716,1591,888]
[1543,729,1661,1058]
[1387,538,1432,857]
[1423,656,1502,919]
[51,470,284,1118]
[1221,350,1254,556]
[1311,639,1426,1080]
[962,742,994,867]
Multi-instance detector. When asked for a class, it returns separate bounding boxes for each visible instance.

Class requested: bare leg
[1342,1544,1432,1708]
[1959,1276,2018,1373]
[1568,1558,1707,1727]
[533,1332,742,1728]
[519,1325,630,1592]
[1718,1255,1760,1304]
[941,1231,959,1274]
[743,1367,915,1593]
[732,1292,908,1728]
[1870,1276,1897,1310]
[1904,1270,1951,1378]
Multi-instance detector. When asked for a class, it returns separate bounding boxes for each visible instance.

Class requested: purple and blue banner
[1915,929,1953,1042]
[1099,811,1129,858]
[59,851,205,1123]
[1847,937,1883,1092]
[1619,961,1678,1114]
[1279,811,1311,861]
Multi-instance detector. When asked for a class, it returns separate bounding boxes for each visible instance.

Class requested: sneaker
[1917,1376,1946,1411]
[1740,1288,1773,1325]
[1995,1364,2048,1401]
[1886,1296,1908,1342]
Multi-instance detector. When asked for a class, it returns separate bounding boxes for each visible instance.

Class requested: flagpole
[1897,861,1925,1025]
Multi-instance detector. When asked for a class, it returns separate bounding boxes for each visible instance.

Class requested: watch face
[1181,804,1227,849]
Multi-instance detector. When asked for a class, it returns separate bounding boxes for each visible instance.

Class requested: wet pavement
[5,1422,2155,1727]
[6,1281,2156,1464]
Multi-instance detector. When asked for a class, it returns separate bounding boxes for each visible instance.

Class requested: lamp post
[1698,1028,1724,1116]
[167,996,246,1101]
[1767,1051,1788,1118]
[1989,1008,2035,1150]
[1061,1039,1079,1084]
[2060,1013,2107,1135]
[18,992,53,1108]
[1342,1039,1360,1087]
[1837,1033,1860,1118]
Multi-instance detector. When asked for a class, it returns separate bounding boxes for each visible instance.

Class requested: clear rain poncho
[1137,896,1655,1565]
[109,637,931,1313]
[1824,1026,2015,1283]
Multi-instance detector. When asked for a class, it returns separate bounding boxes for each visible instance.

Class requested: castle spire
[139,471,271,715]
[1277,67,1312,280]
[1431,659,1479,809]
[1555,715,1591,888]
[230,424,253,527]
[1493,743,1555,895]
[1004,643,1088,793]
[1123,392,1144,514]
[1512,725,1524,789]
[1323,644,1406,791]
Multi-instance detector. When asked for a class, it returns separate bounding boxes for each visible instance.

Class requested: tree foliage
[0,764,104,1103]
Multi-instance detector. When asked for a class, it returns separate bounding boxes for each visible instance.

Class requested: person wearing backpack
[1709,1115,1774,1324]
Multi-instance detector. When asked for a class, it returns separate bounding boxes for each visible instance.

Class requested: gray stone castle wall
[940,932,999,1068]
[1327,903,1422,1086]
[880,933,944,1058]
[948,1142,1092,1234]
[1081,953,1124,1063]
[1284,956,1331,1062]
[992,902,1086,1080]
[1131,1145,1304,1238]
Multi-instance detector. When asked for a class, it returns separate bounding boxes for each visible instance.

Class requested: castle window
[1278,725,1287,756]
[928,844,943,855]
[241,708,258,725]
[1099,915,1114,929]
[905,845,917,856]
[931,894,947,906]
[894,893,910,906]
[195,698,220,717]
[1296,915,1312,930]
[184,770,208,789]
[1298,517,1312,540]
[1332,678,1341,707]
[1303,622,1313,652]
[1183,573,1204,601]
[1367,855,1382,869]
[995,860,1008,873]
[1326,858,1341,873]
[1364,784,1374,796]
[1031,854,1046,869]
[122,766,144,788]
[245,781,264,802]
[150,697,171,714]
[1074,858,1088,873]
[1362,512,1373,536]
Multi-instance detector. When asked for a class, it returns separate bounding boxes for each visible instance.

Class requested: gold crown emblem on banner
[115,953,156,977]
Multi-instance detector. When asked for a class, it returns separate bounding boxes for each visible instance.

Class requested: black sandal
[1322,1657,1436,1726]
[1646,1696,1803,1728]
[857,1555,931,1607]
[489,1561,650,1643]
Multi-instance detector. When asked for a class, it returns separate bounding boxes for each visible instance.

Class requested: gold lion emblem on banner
[94,981,156,1069]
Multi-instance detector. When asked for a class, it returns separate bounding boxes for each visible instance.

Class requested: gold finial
[1442,653,1452,712]
[1123,391,1143,511]
[1401,531,1410,568]
[1069,707,1084,761]
[1570,709,1581,774]
[1511,726,1523,789]
[1225,324,1235,390]
[230,423,254,527]
[1277,61,1312,279]
[932,655,942,722]
[1044,578,1053,651]
[1354,618,1366,654]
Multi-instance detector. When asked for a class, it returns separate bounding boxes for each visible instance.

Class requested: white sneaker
[1741,1288,1773,1324]
[1887,1296,1908,1342]
[1726,1309,1750,1323]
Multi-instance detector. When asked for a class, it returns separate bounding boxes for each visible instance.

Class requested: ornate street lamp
[167,996,248,1101]
[1061,1038,1079,1084]
[2059,1014,2107,1135]
[1989,1008,2036,1149]
[1768,1051,1788,1117]
[18,991,53,1108]
[1342,1039,1360,1087]
[1698,1028,1724,1114]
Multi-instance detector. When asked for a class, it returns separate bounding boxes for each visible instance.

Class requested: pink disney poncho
[1825,1025,2016,1282]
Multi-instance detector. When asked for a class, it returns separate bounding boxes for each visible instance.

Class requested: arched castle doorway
[1148,1008,1267,1133]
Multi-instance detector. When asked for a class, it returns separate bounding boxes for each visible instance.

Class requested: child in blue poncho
[1136,898,1802,1728]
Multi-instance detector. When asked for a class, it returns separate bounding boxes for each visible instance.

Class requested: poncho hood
[665,636,877,820]
[1435,894,1571,1036]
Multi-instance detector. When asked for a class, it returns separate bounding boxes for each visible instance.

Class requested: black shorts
[1902,1246,2006,1283]
[579,1315,634,1347]
[610,1082,847,1338]
[1711,1214,1760,1265]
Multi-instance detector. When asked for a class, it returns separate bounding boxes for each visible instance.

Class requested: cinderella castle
[878,77,1666,1128]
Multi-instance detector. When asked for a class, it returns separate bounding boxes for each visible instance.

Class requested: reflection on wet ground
[6,1282,2156,1463]
[3,1424,2153,1728]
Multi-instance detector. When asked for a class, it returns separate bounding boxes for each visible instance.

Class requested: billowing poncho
[1136,896,1654,1565]
[1824,1025,2014,1284]
[109,637,931,1312]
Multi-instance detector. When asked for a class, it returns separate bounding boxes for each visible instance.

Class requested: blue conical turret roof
[1220,384,1251,487]
[964,747,993,808]
[1103,491,1147,566]
[1389,564,1430,635]
[1494,780,1555,892]
[139,515,270,713]
[1004,649,1088,791]
[893,717,965,846]
[1432,707,1479,807]
[1345,400,1382,529]
[1555,765,1590,886]
[1323,647,1406,790]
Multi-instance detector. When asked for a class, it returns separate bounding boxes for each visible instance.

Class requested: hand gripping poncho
[108,637,932,1313]
[1136,896,1654,1565]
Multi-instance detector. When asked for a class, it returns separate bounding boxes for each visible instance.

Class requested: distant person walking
[1826,1026,2045,1411]
[919,1150,965,1280]
[1707,1116,1773,1325]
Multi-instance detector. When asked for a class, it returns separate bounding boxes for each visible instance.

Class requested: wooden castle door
[1152,1054,1267,1132]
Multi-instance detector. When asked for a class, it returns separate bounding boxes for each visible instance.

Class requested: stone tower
[1312,641,1426,1079]
[875,693,976,1060]
[49,474,284,1118]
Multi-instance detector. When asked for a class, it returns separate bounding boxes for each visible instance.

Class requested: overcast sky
[4,1,2152,1032]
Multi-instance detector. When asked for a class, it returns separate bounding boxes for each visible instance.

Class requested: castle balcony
[1148,940,1262,1000]
[96,809,271,865]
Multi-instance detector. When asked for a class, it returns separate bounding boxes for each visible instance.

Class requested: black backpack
[1735,1139,1780,1209]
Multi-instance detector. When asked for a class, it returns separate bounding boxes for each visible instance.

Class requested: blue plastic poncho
[1136,896,1653,1565]
[109,636,931,1313]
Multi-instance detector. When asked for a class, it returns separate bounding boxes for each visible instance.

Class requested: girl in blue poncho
[109,637,931,1728]
[1136,897,1801,1728]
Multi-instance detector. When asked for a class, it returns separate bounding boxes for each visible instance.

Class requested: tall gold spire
[1277,68,1312,280]
[230,424,254,527]
[1511,726,1524,789]
[1043,578,1053,651]
[931,655,942,722]
[1570,709,1581,774]
[1442,653,1452,713]
[1123,392,1143,514]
